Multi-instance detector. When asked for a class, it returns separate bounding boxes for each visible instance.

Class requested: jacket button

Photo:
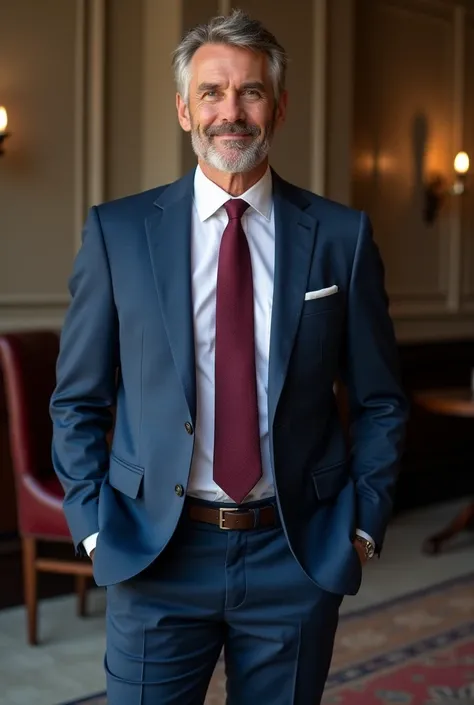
[175,484,184,497]
[184,422,194,435]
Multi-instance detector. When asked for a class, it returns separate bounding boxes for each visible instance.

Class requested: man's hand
[353,539,369,566]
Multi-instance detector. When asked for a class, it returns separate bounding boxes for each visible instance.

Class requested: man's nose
[220,93,245,123]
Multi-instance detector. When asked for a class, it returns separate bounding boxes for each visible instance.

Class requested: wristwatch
[354,535,375,560]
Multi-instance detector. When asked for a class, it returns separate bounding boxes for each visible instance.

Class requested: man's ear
[176,93,191,132]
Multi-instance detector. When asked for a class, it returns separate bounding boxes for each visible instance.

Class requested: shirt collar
[193,165,273,222]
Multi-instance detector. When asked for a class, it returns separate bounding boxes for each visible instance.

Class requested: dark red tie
[213,199,263,503]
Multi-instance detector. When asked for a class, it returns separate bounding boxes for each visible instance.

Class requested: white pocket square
[304,285,339,301]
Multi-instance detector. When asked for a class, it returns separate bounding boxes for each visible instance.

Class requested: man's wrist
[355,528,375,548]
[354,534,375,561]
[82,532,99,557]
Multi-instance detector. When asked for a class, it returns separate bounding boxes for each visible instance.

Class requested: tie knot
[224,198,249,221]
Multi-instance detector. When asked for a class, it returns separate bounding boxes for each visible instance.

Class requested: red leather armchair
[0,331,93,645]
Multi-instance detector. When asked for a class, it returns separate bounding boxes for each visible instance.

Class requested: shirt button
[175,484,184,497]
[184,422,194,435]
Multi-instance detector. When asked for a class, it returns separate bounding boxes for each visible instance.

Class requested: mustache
[204,122,261,138]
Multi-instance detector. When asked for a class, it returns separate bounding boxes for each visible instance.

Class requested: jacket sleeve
[340,211,409,554]
[50,206,119,552]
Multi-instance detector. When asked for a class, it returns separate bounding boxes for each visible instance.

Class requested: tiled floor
[0,497,473,705]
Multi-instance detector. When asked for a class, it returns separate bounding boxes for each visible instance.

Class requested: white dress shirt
[187,165,275,502]
[82,165,373,555]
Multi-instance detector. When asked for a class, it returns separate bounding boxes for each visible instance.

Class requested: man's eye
[243,90,261,98]
[203,91,218,99]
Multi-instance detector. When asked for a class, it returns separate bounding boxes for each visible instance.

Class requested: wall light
[452,151,469,193]
[424,151,470,224]
[0,106,10,155]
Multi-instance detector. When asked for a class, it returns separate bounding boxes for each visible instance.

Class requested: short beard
[190,119,274,174]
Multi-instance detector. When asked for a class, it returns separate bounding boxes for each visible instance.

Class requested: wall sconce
[0,106,10,156]
[424,151,470,224]
[452,151,470,193]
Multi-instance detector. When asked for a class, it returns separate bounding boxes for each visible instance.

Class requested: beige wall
[0,0,324,334]
[143,0,320,190]
[461,11,474,308]
[106,0,144,201]
[181,0,219,175]
[347,0,474,340]
[0,0,78,328]
[326,0,354,206]
[236,0,314,189]
[0,0,473,341]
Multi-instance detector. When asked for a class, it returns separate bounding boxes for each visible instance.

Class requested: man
[50,10,408,705]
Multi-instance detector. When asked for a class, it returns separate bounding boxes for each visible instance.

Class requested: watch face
[356,536,375,559]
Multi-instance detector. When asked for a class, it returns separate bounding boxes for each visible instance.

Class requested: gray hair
[172,9,288,104]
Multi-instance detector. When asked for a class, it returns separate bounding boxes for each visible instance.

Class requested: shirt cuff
[84,531,375,555]
[82,532,99,556]
[355,528,375,547]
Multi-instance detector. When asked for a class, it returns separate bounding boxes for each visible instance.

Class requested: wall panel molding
[86,0,106,215]
[350,0,474,340]
[1,0,106,332]
[217,0,231,13]
[377,0,450,21]
[377,0,453,318]
[0,295,70,307]
[141,0,182,190]
[0,295,70,333]
[326,0,354,205]
[460,10,474,308]
[74,0,106,252]
[445,5,465,312]
[395,317,474,342]
[73,0,86,255]
[310,0,327,196]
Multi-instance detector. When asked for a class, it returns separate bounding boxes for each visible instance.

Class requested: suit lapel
[144,168,318,428]
[145,170,197,422]
[268,174,319,427]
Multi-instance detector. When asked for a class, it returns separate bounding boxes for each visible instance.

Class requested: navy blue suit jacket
[50,169,408,595]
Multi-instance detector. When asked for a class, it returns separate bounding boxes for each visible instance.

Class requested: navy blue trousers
[105,499,343,704]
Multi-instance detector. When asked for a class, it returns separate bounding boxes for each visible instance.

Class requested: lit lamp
[424,151,470,224]
[0,106,10,155]
[452,151,470,194]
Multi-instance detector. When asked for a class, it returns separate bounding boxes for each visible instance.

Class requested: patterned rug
[60,572,474,705]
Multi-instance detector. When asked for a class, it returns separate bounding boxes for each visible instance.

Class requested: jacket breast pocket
[302,292,341,317]
[108,453,144,499]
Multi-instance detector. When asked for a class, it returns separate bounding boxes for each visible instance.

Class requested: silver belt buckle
[218,507,239,530]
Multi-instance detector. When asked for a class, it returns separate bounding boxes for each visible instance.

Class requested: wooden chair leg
[422,501,474,555]
[22,536,38,646]
[76,574,88,617]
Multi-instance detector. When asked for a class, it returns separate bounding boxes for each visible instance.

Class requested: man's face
[177,43,287,173]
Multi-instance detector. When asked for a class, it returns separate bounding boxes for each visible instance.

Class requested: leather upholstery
[0,332,70,538]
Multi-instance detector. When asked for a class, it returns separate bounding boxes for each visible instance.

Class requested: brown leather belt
[188,503,277,530]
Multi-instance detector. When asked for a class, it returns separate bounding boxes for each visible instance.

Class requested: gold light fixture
[424,151,470,224]
[0,106,10,155]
